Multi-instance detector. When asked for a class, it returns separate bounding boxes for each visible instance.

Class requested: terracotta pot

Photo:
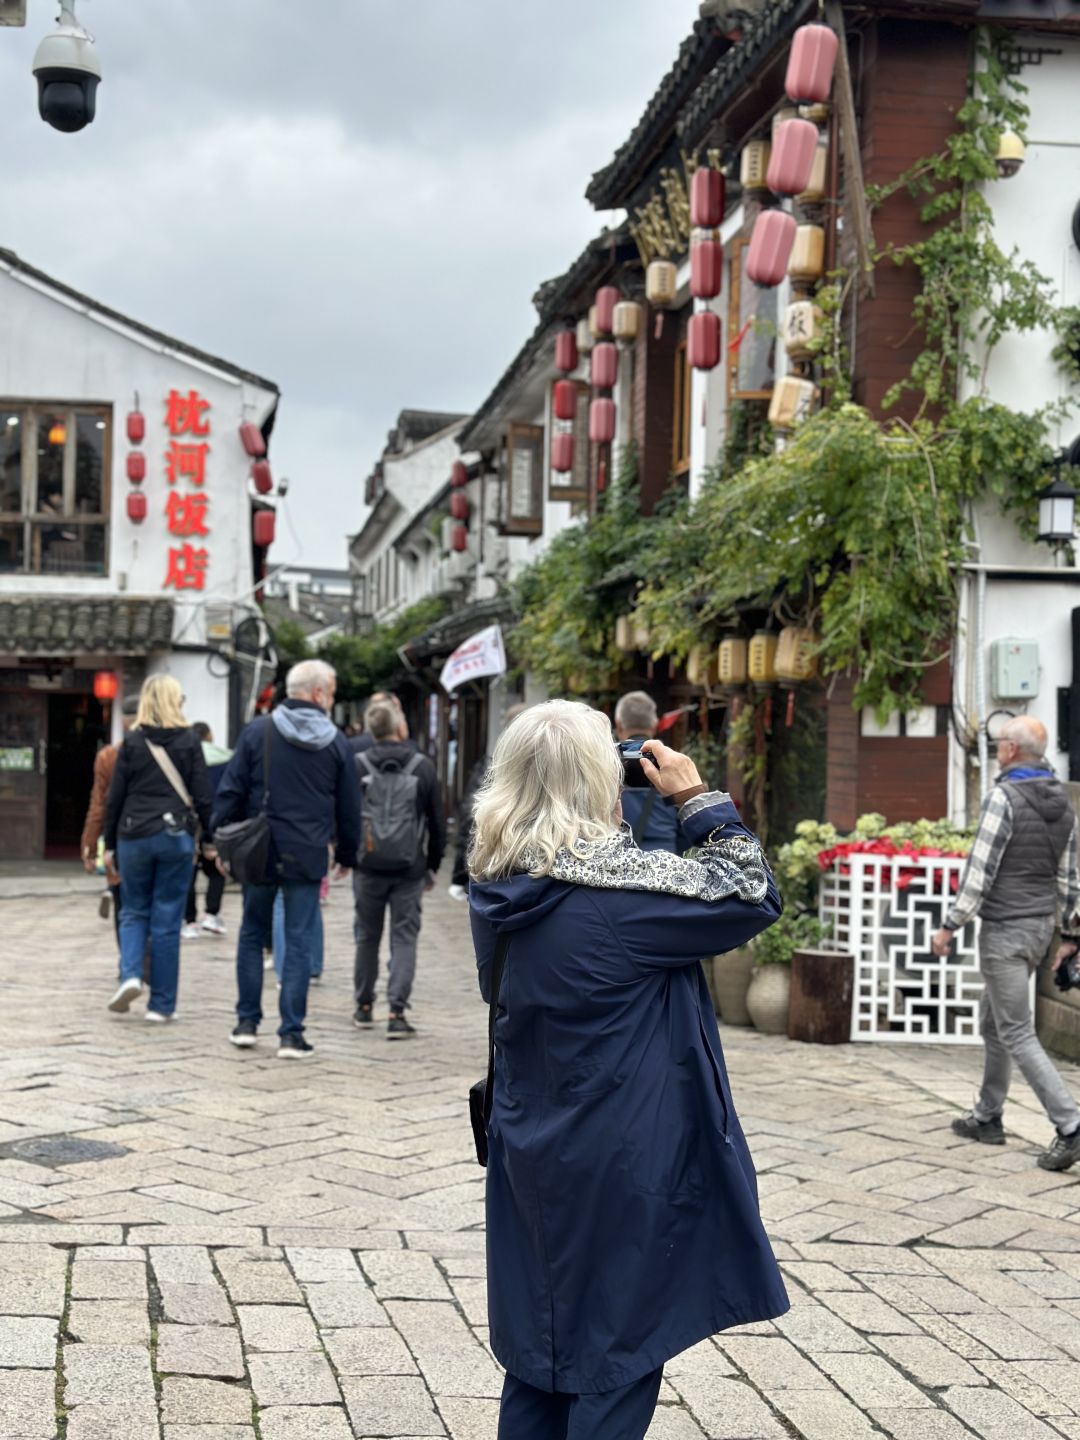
[710,948,755,1026]
[747,964,791,1035]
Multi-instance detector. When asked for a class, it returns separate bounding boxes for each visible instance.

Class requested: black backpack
[356,751,426,871]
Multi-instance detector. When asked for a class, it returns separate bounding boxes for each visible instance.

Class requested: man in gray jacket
[932,716,1080,1170]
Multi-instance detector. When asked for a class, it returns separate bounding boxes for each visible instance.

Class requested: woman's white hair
[469,700,623,880]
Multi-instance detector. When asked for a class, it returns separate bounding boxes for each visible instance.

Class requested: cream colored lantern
[588,304,601,340]
[718,638,748,686]
[613,300,642,345]
[775,626,820,682]
[686,647,719,689]
[768,376,818,430]
[782,300,823,361]
[575,317,594,354]
[646,259,678,308]
[748,632,778,685]
[739,139,770,192]
[797,138,828,205]
[788,224,825,284]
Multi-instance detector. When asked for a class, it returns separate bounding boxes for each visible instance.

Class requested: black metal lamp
[1037,457,1077,545]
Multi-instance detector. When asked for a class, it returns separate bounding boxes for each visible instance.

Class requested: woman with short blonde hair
[104,674,213,1022]
[469,699,787,1439]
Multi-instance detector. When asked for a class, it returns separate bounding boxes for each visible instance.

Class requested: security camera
[32,1,101,133]
[995,130,1025,180]
[277,475,290,497]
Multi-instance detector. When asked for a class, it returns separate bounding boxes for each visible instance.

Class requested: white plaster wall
[0,262,277,652]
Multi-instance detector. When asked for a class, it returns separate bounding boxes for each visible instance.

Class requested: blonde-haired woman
[103,675,213,1020]
[469,700,787,1440]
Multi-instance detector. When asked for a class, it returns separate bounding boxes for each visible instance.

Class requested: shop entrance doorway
[0,685,108,861]
[45,692,108,858]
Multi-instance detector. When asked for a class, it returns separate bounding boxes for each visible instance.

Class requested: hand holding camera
[636,739,702,798]
[1054,941,1080,992]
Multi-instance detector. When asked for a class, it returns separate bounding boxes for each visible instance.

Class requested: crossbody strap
[261,717,273,811]
[484,932,511,1128]
[144,738,194,810]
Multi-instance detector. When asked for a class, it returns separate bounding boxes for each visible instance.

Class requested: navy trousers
[498,1367,663,1440]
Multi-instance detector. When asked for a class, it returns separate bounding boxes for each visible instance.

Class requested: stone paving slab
[7,873,1080,1436]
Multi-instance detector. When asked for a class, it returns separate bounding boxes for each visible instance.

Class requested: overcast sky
[0,0,699,567]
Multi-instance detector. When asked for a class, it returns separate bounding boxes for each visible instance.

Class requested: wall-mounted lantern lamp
[1037,456,1078,545]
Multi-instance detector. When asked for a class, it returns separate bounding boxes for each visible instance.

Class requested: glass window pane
[75,414,105,513]
[0,522,24,571]
[0,413,22,512]
[35,412,67,514]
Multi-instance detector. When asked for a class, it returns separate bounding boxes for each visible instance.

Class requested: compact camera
[616,739,653,790]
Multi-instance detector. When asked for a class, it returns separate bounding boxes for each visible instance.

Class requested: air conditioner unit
[0,2,27,25]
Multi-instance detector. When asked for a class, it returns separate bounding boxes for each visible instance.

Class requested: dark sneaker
[1038,1127,1080,1171]
[353,1006,373,1028]
[230,1020,258,1049]
[951,1111,1005,1145]
[387,1014,416,1041]
[277,1034,314,1060]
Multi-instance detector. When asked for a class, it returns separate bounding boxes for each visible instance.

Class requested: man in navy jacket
[615,690,686,853]
[214,660,361,1059]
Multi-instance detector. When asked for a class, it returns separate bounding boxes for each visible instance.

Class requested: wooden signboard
[504,422,544,535]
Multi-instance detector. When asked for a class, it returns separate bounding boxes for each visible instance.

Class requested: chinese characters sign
[163,388,210,591]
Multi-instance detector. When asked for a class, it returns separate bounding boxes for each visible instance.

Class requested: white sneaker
[107,978,142,1013]
[180,924,201,941]
[145,1010,177,1023]
[200,915,226,936]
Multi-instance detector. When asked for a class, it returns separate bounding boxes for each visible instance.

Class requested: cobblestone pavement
[5,866,1080,1438]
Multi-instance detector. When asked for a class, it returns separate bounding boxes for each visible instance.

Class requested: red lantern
[253,509,276,548]
[594,286,619,335]
[551,432,575,473]
[690,167,726,228]
[555,330,578,374]
[451,524,468,553]
[449,491,469,521]
[767,118,819,196]
[553,379,578,422]
[251,459,273,494]
[451,460,468,488]
[786,23,839,104]
[690,232,723,300]
[589,397,616,445]
[591,342,618,390]
[746,210,797,287]
[688,311,721,371]
[126,411,145,445]
[126,491,147,524]
[126,452,146,484]
[93,670,119,702]
[238,421,266,458]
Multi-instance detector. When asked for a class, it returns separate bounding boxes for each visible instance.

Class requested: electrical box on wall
[990,638,1040,701]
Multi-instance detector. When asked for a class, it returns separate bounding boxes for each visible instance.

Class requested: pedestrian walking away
[932,715,1080,1170]
[614,689,686,853]
[79,692,140,963]
[353,697,445,1038]
[102,676,214,1022]
[468,700,788,1439]
[182,722,233,940]
[214,659,361,1059]
[349,691,418,756]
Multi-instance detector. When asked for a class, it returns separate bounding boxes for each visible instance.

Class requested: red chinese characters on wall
[163,388,211,591]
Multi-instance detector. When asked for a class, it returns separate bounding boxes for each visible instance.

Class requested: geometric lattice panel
[820,854,1000,1044]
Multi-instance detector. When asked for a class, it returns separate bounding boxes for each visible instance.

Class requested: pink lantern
[551,432,575,473]
[553,379,578,422]
[253,510,276,548]
[594,286,619,335]
[238,421,266,458]
[746,210,797,287]
[451,460,468,488]
[688,311,721,371]
[690,232,723,300]
[126,411,145,445]
[767,118,819,196]
[591,342,618,390]
[690,167,725,228]
[126,452,146,484]
[451,524,468,553]
[785,23,839,104]
[555,330,578,374]
[589,397,616,445]
[449,491,469,521]
[251,459,273,494]
[126,491,147,524]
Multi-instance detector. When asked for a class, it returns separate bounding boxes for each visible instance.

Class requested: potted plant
[747,912,823,1035]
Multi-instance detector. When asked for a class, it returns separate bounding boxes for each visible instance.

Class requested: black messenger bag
[215,720,273,887]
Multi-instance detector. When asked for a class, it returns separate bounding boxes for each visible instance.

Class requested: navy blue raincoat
[470,794,789,1394]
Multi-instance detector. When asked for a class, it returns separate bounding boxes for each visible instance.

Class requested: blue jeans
[116,830,195,1016]
[238,881,320,1037]
[272,889,323,982]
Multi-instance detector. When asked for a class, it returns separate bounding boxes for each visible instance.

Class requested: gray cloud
[1,0,698,564]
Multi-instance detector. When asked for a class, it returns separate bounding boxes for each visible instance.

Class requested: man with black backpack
[352,699,446,1038]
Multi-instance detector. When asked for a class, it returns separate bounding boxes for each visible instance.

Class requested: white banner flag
[440,624,507,694]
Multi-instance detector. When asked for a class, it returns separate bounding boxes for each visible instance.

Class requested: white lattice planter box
[819,852,986,1044]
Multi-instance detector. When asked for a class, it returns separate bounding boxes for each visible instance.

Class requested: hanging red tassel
[597,458,608,493]
[786,690,796,727]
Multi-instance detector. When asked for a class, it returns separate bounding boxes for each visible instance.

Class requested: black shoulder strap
[261,718,273,811]
[631,790,658,845]
[484,933,511,1127]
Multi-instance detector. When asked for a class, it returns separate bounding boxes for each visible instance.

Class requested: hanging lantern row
[717,628,820,687]
[126,394,145,522]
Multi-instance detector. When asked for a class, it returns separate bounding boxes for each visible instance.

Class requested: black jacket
[360,740,446,879]
[104,726,213,848]
[212,702,362,882]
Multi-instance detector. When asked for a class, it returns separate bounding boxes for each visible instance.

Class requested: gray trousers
[974,916,1080,1134]
[353,871,424,1013]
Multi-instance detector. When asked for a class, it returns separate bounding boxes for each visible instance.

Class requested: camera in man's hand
[616,739,653,790]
